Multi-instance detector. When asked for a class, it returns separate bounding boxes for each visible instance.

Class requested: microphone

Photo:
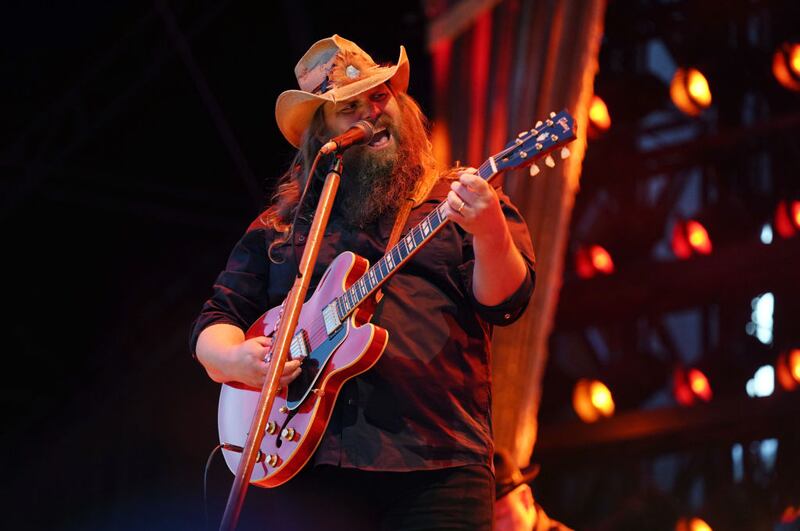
[319,120,375,154]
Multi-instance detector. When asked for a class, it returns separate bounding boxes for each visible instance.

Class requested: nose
[359,101,382,123]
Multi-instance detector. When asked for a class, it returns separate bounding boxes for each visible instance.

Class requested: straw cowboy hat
[275,34,410,148]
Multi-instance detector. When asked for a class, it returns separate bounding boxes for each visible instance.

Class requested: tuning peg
[549,111,556,118]
[529,164,540,176]
[545,155,555,168]
[560,146,571,159]
[535,121,543,128]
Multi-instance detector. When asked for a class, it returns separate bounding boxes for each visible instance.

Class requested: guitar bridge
[289,329,310,360]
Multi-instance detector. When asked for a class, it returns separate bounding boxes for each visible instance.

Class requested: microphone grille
[355,120,375,138]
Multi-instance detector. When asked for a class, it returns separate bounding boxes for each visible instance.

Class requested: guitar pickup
[322,302,341,335]
[289,329,310,360]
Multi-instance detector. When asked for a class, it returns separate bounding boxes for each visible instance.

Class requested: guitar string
[298,160,496,349]
[286,119,572,349]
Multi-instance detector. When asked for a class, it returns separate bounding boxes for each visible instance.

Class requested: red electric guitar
[217,110,576,487]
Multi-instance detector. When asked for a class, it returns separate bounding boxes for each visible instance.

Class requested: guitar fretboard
[333,159,497,321]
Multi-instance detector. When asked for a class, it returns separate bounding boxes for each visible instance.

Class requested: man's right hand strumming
[196,323,302,389]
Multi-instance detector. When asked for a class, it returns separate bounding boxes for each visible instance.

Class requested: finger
[450,180,479,204]
[279,367,303,386]
[284,359,302,373]
[252,336,269,346]
[447,191,467,217]
[458,171,488,191]
[457,166,478,176]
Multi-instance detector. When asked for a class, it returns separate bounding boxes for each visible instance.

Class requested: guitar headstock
[493,110,576,176]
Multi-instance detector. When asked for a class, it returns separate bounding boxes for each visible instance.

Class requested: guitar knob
[266,454,279,467]
[266,421,278,434]
[279,405,289,414]
[281,427,296,441]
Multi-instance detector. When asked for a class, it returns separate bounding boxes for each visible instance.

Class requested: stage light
[671,219,712,259]
[746,292,774,345]
[774,199,800,238]
[675,517,712,531]
[760,223,773,245]
[772,42,800,92]
[670,67,712,117]
[673,366,713,406]
[781,505,800,525]
[588,95,611,138]
[746,365,775,398]
[575,244,615,279]
[776,349,800,391]
[573,379,615,423]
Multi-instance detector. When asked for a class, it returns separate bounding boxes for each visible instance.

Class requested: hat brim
[275,45,409,148]
[495,463,541,500]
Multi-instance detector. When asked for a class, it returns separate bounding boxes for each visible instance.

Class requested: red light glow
[776,349,800,391]
[589,95,611,134]
[688,369,713,402]
[774,200,800,238]
[576,245,615,279]
[674,366,713,406]
[590,245,615,274]
[773,43,800,92]
[672,219,712,259]
[686,220,712,254]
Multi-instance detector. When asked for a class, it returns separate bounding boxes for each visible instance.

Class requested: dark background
[1,2,429,529]
[4,1,800,530]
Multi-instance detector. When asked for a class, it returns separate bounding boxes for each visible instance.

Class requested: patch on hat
[327,49,378,88]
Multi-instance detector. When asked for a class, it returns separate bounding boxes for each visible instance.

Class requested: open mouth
[368,127,391,149]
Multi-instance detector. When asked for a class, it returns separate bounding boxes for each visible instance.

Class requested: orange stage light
[588,95,611,137]
[671,67,712,117]
[773,42,800,92]
[673,366,713,406]
[776,349,800,391]
[576,245,615,279]
[774,200,800,238]
[573,379,615,423]
[676,517,713,531]
[590,245,615,275]
[672,219,712,259]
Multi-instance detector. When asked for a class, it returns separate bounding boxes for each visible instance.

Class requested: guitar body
[217,251,388,487]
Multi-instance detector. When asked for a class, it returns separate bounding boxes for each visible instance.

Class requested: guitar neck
[332,109,576,321]
[333,160,498,320]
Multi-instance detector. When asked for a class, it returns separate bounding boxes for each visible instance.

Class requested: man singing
[191,35,536,530]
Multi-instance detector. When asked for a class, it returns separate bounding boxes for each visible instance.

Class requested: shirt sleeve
[457,187,536,327]
[189,222,271,356]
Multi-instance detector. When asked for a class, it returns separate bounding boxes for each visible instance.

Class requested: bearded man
[191,35,536,530]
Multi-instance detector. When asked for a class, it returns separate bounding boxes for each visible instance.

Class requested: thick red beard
[335,115,426,228]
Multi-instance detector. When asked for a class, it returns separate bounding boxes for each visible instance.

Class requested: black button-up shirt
[190,180,535,472]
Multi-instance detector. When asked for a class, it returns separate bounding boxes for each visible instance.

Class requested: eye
[371,91,388,102]
[338,104,356,115]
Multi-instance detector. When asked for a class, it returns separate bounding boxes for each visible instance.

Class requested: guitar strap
[372,195,414,304]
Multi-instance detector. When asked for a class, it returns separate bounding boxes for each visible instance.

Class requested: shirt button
[504,313,511,320]
[297,234,306,243]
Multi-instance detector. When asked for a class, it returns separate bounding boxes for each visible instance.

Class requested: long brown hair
[260,88,439,262]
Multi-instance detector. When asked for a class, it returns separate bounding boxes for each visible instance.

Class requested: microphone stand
[219,155,343,531]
